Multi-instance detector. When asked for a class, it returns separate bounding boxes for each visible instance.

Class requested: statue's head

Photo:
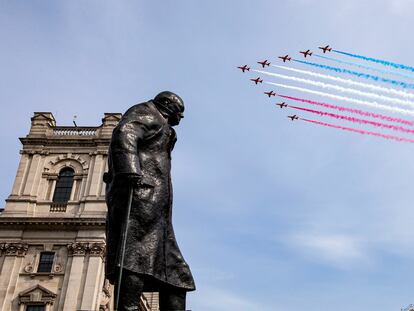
[153,91,185,126]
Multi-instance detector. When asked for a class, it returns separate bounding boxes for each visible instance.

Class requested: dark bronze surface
[105,92,195,300]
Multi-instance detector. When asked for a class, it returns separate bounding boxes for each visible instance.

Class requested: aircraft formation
[237,44,414,144]
[237,45,333,121]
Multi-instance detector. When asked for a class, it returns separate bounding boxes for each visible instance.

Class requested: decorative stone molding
[18,284,57,306]
[44,154,89,175]
[53,263,63,273]
[1,243,29,257]
[99,279,112,311]
[24,253,37,273]
[20,149,50,155]
[89,242,106,258]
[67,242,106,257]
[67,242,89,256]
[0,217,106,229]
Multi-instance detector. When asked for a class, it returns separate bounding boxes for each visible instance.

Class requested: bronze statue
[104,91,195,311]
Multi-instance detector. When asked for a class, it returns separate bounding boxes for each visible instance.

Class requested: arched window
[52,167,74,204]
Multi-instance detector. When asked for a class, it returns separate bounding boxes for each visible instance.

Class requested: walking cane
[114,184,134,311]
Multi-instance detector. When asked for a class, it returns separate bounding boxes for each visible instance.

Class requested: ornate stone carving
[2,243,29,257]
[18,285,57,306]
[67,242,88,256]
[53,263,63,273]
[24,253,37,273]
[99,279,112,311]
[67,242,106,257]
[89,242,106,258]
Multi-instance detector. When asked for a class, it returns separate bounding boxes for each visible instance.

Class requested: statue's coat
[105,101,195,290]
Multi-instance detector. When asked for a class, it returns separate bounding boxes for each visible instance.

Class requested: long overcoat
[105,100,195,291]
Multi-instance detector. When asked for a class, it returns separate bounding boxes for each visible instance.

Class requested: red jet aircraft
[288,115,299,121]
[318,45,332,53]
[257,60,271,68]
[300,50,313,58]
[237,65,250,72]
[276,102,287,108]
[278,55,292,62]
[250,77,263,84]
[264,91,276,97]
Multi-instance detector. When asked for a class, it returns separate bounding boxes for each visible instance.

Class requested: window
[37,252,55,273]
[26,306,45,311]
[52,167,74,204]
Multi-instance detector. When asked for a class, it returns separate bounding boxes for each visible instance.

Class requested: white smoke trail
[271,65,414,100]
[266,81,414,116]
[255,69,414,108]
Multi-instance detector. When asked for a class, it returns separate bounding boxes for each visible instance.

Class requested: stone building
[0,112,158,311]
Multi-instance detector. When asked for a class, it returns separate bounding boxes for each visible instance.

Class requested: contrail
[255,70,414,108]
[289,105,414,135]
[314,54,414,80]
[333,50,414,73]
[301,118,414,144]
[279,94,414,126]
[266,81,414,116]
[293,59,414,89]
[272,65,414,100]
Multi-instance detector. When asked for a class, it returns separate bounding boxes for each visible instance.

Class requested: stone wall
[0,112,159,311]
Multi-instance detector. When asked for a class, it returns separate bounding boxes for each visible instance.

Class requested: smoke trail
[267,81,414,116]
[289,105,414,135]
[256,69,414,108]
[301,118,414,144]
[279,94,414,126]
[315,54,414,80]
[333,50,414,73]
[293,59,414,89]
[272,65,414,99]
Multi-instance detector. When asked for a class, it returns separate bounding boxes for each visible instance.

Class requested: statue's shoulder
[121,101,163,126]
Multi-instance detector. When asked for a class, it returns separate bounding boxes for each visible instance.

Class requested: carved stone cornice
[0,217,106,230]
[67,242,89,256]
[1,243,29,257]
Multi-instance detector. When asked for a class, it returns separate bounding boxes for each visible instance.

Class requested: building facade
[0,112,158,311]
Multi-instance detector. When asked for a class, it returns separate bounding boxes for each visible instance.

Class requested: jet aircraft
[264,91,276,97]
[318,45,332,53]
[250,77,263,84]
[288,115,299,121]
[276,102,287,108]
[278,55,292,62]
[257,60,271,68]
[299,50,313,58]
[237,65,250,72]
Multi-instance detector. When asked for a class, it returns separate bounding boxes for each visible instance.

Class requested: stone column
[79,243,106,311]
[62,242,88,311]
[0,243,28,311]
[22,154,42,196]
[9,154,31,197]
[48,178,57,201]
[88,154,104,197]
[45,302,52,311]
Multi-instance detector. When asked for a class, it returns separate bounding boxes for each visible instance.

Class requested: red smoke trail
[301,118,414,144]
[289,105,414,135]
[279,94,414,127]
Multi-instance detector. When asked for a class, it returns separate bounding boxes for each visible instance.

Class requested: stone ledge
[0,217,106,230]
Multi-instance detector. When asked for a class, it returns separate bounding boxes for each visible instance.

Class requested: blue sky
[1,1,414,310]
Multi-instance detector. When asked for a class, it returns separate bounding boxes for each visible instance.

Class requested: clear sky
[1,1,414,310]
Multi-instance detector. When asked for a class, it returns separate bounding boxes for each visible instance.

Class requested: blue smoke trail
[333,50,414,73]
[315,54,414,80]
[293,59,414,89]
